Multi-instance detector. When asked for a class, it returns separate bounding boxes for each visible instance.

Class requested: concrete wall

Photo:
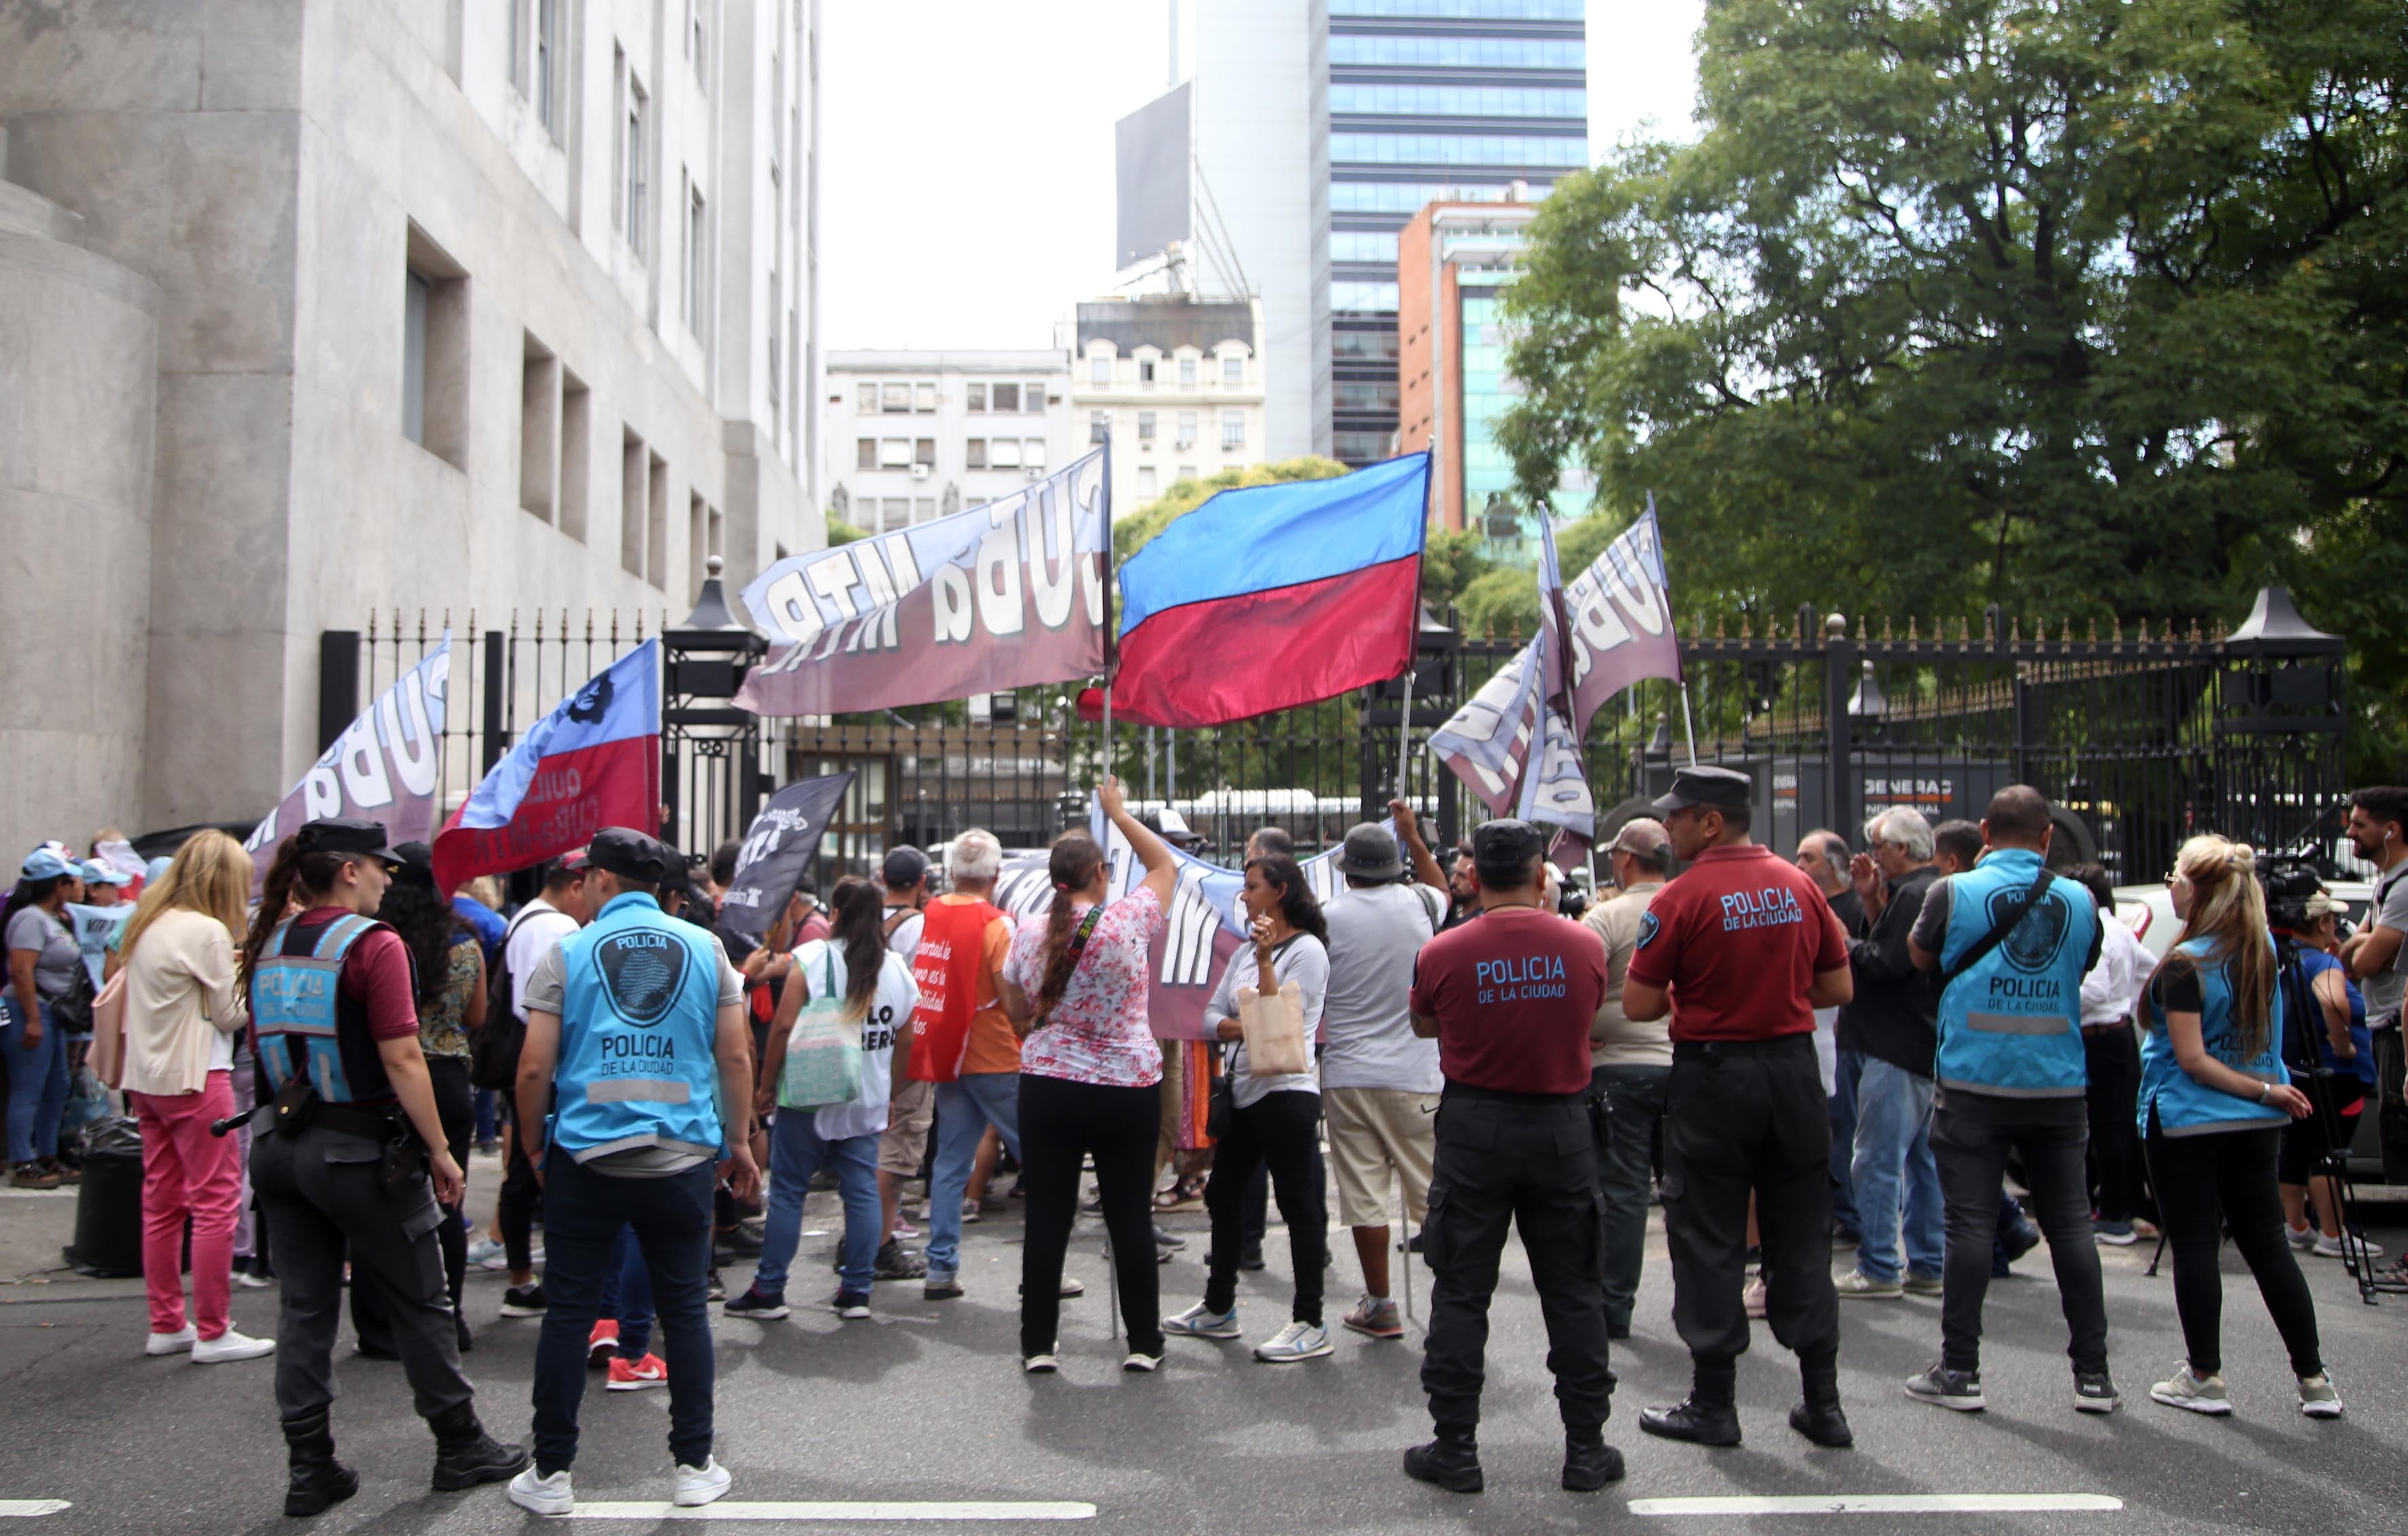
[0,176,160,856]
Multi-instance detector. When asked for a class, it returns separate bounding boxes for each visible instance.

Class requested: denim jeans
[1847,1059,1944,1283]
[1931,1093,2106,1375]
[923,1072,1022,1281]
[1592,1063,1672,1329]
[754,1111,880,1297]
[2,996,67,1164]
[1827,1047,1864,1239]
[596,1225,658,1357]
[530,1153,715,1473]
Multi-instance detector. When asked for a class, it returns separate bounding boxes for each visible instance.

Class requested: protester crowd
[8,776,2401,1515]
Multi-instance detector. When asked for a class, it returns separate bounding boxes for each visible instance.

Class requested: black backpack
[470,907,546,1092]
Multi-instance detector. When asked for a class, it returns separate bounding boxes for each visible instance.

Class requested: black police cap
[389,840,437,886]
[1471,818,1548,868]
[294,818,398,865]
[588,826,674,886]
[1652,765,1753,816]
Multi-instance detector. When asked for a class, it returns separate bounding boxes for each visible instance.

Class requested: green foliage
[826,512,868,547]
[1496,0,2408,761]
[1113,457,1354,561]
[1419,526,1495,617]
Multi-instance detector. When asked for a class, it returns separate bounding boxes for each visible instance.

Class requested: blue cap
[145,856,175,884]
[80,860,134,887]
[20,848,78,881]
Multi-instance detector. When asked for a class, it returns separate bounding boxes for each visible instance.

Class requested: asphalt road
[3,1171,2404,1535]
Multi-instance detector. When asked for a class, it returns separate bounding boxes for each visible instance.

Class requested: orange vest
[906,896,1004,1083]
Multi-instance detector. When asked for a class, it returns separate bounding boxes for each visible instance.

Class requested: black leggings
[1017,1073,1162,1358]
[2143,1115,2324,1378]
[1202,1089,1327,1325]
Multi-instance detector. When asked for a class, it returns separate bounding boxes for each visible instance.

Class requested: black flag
[716,771,857,942]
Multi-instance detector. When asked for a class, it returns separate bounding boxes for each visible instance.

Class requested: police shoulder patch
[593,928,691,1027]
[1636,910,1662,949]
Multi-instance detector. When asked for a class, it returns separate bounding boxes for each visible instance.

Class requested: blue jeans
[1593,1064,1672,1329]
[1848,1058,1944,1282]
[530,1153,715,1473]
[3,996,67,1164]
[1828,1048,1864,1239]
[473,1088,498,1145]
[923,1072,1023,1280]
[754,1111,879,1297]
[597,1226,658,1357]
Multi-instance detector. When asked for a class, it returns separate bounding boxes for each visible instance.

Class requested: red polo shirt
[1408,907,1606,1094]
[1624,845,1847,1043]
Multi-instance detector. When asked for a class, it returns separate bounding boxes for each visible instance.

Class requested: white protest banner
[246,638,450,880]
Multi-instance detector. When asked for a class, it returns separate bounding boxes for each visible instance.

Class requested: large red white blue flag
[432,640,660,894]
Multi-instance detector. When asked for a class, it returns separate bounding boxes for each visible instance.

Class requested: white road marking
[0,1503,71,1518]
[559,1501,1096,1521]
[1628,1495,2123,1516]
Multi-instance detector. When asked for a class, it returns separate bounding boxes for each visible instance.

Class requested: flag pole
[1678,681,1699,767]
[1099,432,1117,788]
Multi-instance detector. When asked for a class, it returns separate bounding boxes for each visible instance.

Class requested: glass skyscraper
[1320,0,1588,466]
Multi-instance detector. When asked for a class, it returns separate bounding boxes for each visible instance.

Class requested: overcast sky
[817,0,1707,351]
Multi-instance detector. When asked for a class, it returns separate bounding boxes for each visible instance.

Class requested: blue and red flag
[432,640,661,894]
[1091,453,1431,727]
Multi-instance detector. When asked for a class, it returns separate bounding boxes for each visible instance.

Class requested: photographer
[2273,889,2379,1261]
[2340,788,2408,1212]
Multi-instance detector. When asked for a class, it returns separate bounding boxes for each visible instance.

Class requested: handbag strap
[1940,865,2057,990]
[1033,904,1105,1032]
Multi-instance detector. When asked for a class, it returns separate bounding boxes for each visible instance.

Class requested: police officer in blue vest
[1906,786,2112,1414]
[243,818,527,1518]
[506,828,761,1517]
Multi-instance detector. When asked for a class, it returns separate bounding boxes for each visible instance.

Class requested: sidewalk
[0,1183,146,1305]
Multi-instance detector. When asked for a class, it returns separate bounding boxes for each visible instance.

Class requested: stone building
[1070,295,1266,521]
[0,0,824,850]
[821,351,1075,536]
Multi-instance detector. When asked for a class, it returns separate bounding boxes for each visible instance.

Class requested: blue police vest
[251,912,389,1104]
[551,891,726,1162]
[2140,937,2290,1136]
[1934,848,2098,1099]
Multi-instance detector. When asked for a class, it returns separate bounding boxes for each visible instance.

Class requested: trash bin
[65,1117,145,1278]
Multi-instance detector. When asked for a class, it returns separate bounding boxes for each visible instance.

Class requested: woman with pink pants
[116,831,275,1363]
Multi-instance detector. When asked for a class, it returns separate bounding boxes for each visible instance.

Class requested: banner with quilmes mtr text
[245,637,451,886]
[735,450,1110,717]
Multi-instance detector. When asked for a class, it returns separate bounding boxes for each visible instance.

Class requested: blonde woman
[118,830,275,1363]
[2138,835,2335,1419]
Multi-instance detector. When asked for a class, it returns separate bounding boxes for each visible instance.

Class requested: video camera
[2258,856,2328,936]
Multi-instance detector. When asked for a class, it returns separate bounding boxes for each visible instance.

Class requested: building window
[879,438,911,468]
[1026,381,1048,412]
[402,229,467,468]
[1221,411,1245,451]
[559,368,589,540]
[688,0,707,82]
[992,382,1019,413]
[1026,438,1047,470]
[1138,411,1157,442]
[966,382,986,413]
[520,332,559,522]
[536,0,559,134]
[914,383,937,412]
[1090,355,1110,387]
[402,270,429,447]
[913,438,936,468]
[1089,411,1111,444]
[857,437,877,470]
[1333,430,1391,464]
[913,497,935,523]
[625,80,649,259]
[683,183,708,334]
[1223,353,1244,383]
[990,438,1023,469]
[766,270,780,404]
[1138,357,1156,387]
[881,498,911,534]
[882,383,911,413]
[857,382,878,413]
[1175,355,1196,388]
[1177,464,1198,483]
[965,439,986,470]
[1138,466,1157,499]
[1175,411,1197,449]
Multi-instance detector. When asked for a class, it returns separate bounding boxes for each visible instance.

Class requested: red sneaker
[606,1353,668,1391]
[587,1319,620,1369]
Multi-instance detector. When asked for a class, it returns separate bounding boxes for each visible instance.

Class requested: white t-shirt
[1204,933,1329,1109]
[2080,913,2154,1026]
[1318,883,1442,1093]
[884,905,925,962]
[505,898,581,1020]
[788,939,921,1142]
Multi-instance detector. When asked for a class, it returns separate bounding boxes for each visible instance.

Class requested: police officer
[241,818,526,1518]
[1904,786,2110,1413]
[507,828,762,1516]
[1402,819,1618,1495]
[1621,767,1856,1449]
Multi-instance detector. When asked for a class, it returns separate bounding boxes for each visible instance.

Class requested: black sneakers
[1904,1363,1987,1412]
[498,1282,548,1318]
[2074,1369,2120,1414]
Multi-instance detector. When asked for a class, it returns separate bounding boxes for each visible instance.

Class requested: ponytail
[239,838,348,996]
[1035,831,1105,1017]
[824,877,886,1013]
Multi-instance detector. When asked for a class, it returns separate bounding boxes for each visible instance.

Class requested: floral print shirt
[418,935,481,1060]
[1004,886,1165,1087]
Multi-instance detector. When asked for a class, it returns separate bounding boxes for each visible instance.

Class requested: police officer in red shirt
[1402,819,1618,1497]
[1622,767,1857,1450]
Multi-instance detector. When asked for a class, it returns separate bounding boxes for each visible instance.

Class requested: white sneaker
[673,1456,732,1508]
[507,1467,574,1516]
[232,1270,274,1290]
[145,1327,197,1357]
[2313,1232,2384,1259]
[2149,1363,2232,1416]
[2298,1373,2345,1419]
[1023,1350,1060,1374]
[192,1328,276,1363]
[467,1237,510,1270]
[2286,1224,2318,1252]
[1253,1320,1335,1363]
[1162,1302,1241,1340]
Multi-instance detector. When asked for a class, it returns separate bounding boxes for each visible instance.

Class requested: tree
[1113,457,1353,560]
[1496,0,2407,767]
[826,511,868,546]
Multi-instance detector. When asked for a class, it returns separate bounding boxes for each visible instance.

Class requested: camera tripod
[2275,936,2389,1306]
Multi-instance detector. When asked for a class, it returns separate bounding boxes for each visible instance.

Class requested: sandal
[1153,1175,1207,1212]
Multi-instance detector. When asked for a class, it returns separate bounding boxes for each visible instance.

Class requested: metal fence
[328,587,2345,892]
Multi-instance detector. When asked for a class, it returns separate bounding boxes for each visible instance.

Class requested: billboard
[1115,83,1191,270]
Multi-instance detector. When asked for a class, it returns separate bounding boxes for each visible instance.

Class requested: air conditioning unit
[910,463,930,481]
[1025,467,1042,481]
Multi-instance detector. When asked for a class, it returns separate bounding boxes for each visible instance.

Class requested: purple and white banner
[245,638,450,879]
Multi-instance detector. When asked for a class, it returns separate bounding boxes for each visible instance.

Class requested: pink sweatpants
[131,1071,241,1340]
